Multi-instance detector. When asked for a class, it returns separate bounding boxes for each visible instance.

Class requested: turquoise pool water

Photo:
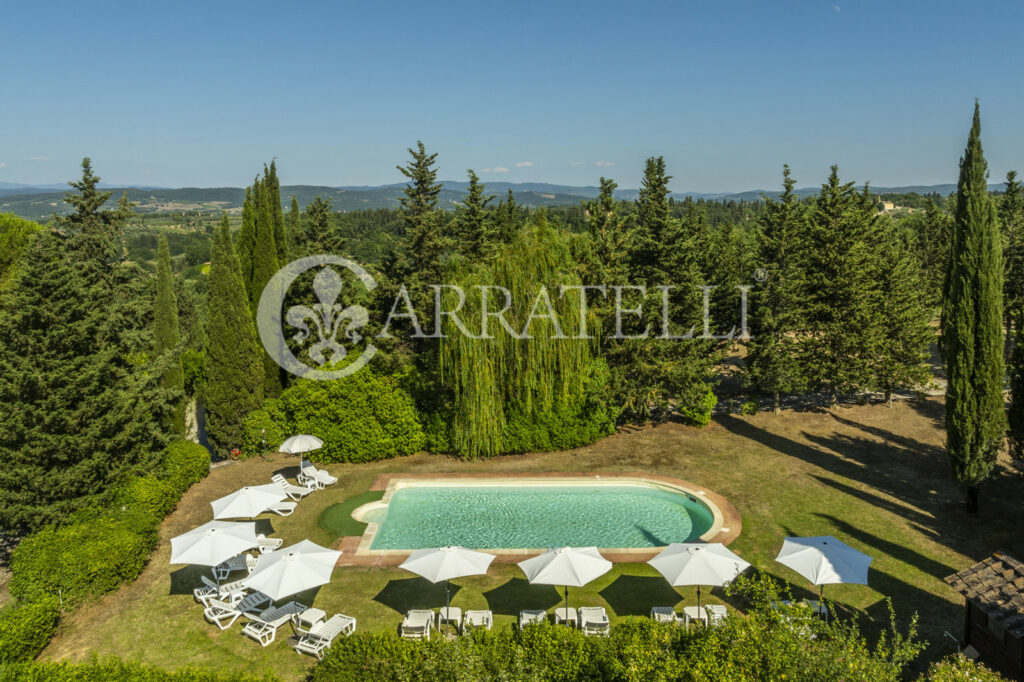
[367,484,715,550]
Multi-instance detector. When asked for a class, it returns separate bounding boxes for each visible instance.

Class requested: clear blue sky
[3,0,1022,192]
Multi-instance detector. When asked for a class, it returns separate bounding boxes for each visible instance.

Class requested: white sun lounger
[298,460,338,489]
[212,553,259,581]
[204,592,271,630]
[271,474,315,501]
[294,613,356,659]
[518,609,547,628]
[269,501,297,516]
[400,609,434,640]
[255,534,283,554]
[462,610,493,632]
[650,606,681,624]
[705,604,728,627]
[242,601,307,647]
[194,576,247,606]
[578,606,610,636]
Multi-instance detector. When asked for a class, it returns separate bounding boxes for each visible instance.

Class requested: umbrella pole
[565,586,570,624]
[697,585,701,612]
[446,580,451,635]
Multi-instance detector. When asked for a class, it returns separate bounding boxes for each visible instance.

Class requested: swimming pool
[352,477,726,552]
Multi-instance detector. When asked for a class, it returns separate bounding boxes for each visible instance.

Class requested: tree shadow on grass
[599,575,681,616]
[482,578,561,617]
[374,577,459,614]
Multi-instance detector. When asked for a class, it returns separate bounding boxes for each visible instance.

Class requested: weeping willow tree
[438,213,613,459]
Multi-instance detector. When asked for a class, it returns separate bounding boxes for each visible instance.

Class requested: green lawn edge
[317,490,385,537]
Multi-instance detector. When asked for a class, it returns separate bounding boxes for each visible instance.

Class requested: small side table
[437,606,462,633]
[682,606,708,627]
[294,607,326,635]
[553,607,578,627]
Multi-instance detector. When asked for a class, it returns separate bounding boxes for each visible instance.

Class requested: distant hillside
[0,180,1003,221]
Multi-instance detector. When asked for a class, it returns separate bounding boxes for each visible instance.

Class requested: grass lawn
[40,397,1023,680]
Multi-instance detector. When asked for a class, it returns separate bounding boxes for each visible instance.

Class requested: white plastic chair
[400,610,434,640]
[242,601,307,646]
[271,474,315,501]
[463,610,493,632]
[203,592,270,630]
[578,606,610,636]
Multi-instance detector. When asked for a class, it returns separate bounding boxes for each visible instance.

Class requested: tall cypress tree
[266,161,288,262]
[942,102,1005,512]
[154,235,185,434]
[205,215,264,457]
[0,159,168,529]
[250,181,283,397]
[288,194,302,247]
[453,169,495,258]
[1005,171,1024,459]
[236,186,257,295]
[746,165,808,413]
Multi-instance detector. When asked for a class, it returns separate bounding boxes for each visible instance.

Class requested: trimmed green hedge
[0,657,276,680]
[160,440,211,495]
[8,509,159,609]
[113,476,177,521]
[240,371,424,463]
[0,598,59,664]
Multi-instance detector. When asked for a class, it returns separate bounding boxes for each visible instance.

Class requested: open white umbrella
[401,546,495,632]
[518,547,612,616]
[211,484,287,520]
[241,539,342,601]
[648,542,750,610]
[169,520,258,566]
[775,536,872,599]
[279,434,323,454]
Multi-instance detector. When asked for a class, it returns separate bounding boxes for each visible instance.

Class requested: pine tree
[872,223,933,406]
[266,160,288,263]
[250,182,283,397]
[154,235,185,433]
[746,165,808,413]
[395,141,446,313]
[494,189,521,243]
[288,194,302,247]
[803,167,883,406]
[205,215,264,457]
[0,160,169,529]
[453,169,495,258]
[236,186,257,294]
[942,102,1005,512]
[583,177,629,285]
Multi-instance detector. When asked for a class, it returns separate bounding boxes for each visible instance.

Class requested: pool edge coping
[335,472,742,567]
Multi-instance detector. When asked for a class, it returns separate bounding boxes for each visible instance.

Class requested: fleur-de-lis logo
[256,255,377,380]
[285,267,370,367]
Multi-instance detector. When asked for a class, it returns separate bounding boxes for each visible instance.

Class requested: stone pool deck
[332,472,742,567]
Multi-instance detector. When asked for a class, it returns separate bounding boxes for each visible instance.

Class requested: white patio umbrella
[400,546,495,632]
[279,434,323,454]
[775,536,872,599]
[241,539,342,601]
[518,547,612,616]
[169,520,258,566]
[648,542,751,611]
[211,484,287,520]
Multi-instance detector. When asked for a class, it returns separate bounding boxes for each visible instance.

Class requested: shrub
[922,654,1006,681]
[741,400,758,415]
[0,598,59,664]
[678,384,717,427]
[160,439,211,495]
[244,371,424,463]
[0,657,275,680]
[8,510,159,610]
[181,348,206,398]
[112,476,177,520]
[503,403,616,453]
[240,400,287,460]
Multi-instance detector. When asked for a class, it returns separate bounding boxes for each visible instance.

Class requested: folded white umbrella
[169,520,258,566]
[279,434,323,454]
[241,539,342,601]
[648,542,750,610]
[775,536,872,598]
[401,546,495,632]
[518,546,612,615]
[211,484,288,520]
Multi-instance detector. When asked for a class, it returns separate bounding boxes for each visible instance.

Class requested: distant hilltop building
[878,200,896,212]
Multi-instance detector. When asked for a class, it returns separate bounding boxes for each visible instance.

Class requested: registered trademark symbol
[754,268,768,283]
